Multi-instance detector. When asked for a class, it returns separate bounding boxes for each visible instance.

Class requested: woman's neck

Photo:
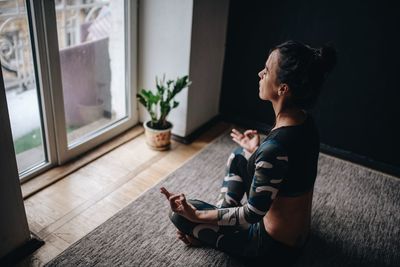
[274,108,307,128]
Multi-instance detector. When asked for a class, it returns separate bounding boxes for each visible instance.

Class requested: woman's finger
[168,193,182,201]
[231,128,243,137]
[244,129,253,135]
[230,132,242,140]
[244,129,257,136]
[187,201,197,210]
[181,195,190,208]
[160,187,171,199]
[160,187,175,198]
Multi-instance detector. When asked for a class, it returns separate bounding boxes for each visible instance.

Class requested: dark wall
[220,0,400,177]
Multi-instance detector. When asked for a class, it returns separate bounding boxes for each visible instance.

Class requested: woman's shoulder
[256,138,288,159]
[262,114,318,149]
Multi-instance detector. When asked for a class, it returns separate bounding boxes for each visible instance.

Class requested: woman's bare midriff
[263,189,313,248]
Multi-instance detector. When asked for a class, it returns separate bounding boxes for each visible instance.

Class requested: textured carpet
[46,133,400,267]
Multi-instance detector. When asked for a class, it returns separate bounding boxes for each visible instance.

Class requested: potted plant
[137,75,191,150]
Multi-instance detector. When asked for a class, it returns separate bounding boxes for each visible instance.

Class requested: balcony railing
[0,0,109,92]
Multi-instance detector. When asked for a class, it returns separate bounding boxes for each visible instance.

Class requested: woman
[161,40,336,266]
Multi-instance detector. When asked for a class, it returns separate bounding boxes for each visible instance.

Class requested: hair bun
[318,44,337,73]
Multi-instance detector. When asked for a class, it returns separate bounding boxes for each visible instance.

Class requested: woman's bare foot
[176,230,203,247]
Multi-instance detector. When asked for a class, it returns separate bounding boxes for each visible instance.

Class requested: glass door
[42,0,137,164]
[55,0,132,145]
[0,0,137,181]
[0,0,54,179]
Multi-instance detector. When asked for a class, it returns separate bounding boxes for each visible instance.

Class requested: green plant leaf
[138,75,191,129]
[136,93,147,107]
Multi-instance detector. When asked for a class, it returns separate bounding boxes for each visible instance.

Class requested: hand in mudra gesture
[231,128,260,154]
[160,187,197,222]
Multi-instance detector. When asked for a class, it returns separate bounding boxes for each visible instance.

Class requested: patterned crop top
[248,113,320,197]
[217,113,320,226]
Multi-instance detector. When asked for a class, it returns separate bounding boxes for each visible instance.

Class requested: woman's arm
[161,140,288,226]
[216,141,288,226]
[195,209,219,224]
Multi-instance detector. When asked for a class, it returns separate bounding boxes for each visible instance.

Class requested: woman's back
[261,111,319,247]
[265,188,313,247]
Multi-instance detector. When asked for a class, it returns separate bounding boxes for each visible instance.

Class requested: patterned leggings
[169,147,304,266]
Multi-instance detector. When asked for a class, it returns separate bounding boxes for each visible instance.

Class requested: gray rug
[46,133,400,267]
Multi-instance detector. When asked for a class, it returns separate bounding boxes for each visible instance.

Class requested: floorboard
[18,122,230,266]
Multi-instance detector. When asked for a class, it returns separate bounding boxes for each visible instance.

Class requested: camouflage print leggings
[169,147,305,266]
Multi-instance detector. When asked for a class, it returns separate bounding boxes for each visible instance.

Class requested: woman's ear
[278,83,290,96]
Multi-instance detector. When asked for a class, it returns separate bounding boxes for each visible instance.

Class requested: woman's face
[258,49,281,101]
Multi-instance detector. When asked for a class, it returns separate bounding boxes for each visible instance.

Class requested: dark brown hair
[271,40,337,110]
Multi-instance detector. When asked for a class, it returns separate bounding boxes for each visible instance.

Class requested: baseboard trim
[319,143,400,178]
[172,115,221,144]
[222,115,400,178]
[0,233,44,267]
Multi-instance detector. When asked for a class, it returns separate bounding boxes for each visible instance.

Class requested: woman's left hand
[231,128,260,154]
[160,187,198,222]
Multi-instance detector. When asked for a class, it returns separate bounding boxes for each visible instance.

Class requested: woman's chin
[259,94,269,101]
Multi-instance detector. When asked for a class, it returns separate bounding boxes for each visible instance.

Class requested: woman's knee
[227,147,243,164]
[233,146,244,155]
[227,148,248,172]
[169,210,192,235]
[169,199,216,235]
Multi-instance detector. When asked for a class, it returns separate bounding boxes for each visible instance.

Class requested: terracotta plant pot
[143,121,173,151]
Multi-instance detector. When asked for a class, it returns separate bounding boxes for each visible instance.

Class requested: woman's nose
[258,70,263,78]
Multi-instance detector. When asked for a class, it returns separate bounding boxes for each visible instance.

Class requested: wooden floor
[18,122,230,266]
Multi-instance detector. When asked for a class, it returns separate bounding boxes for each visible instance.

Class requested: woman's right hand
[230,128,260,154]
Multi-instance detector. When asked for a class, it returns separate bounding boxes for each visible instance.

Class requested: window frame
[14,0,139,182]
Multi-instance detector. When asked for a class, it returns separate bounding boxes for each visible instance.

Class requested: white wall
[0,72,31,258]
[186,0,229,134]
[138,0,193,137]
[138,0,229,137]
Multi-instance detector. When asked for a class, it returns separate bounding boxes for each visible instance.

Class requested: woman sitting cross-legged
[161,40,336,267]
